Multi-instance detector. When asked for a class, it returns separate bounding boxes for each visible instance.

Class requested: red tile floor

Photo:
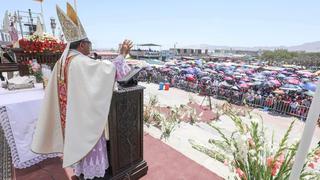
[14,134,223,180]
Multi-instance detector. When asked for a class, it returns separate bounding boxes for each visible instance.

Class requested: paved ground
[14,134,222,180]
[141,134,223,180]
[141,82,320,178]
[141,82,320,146]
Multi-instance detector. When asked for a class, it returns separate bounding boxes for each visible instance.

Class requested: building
[234,50,259,57]
[169,48,208,57]
[92,51,119,60]
[0,30,12,46]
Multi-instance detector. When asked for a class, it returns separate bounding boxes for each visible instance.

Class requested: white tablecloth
[0,83,43,96]
[0,85,60,169]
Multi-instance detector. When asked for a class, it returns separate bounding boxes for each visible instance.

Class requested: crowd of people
[137,60,318,120]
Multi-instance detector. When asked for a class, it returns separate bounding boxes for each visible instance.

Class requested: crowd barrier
[138,75,310,120]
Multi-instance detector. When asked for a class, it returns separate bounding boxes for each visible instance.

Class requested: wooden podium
[106,85,148,180]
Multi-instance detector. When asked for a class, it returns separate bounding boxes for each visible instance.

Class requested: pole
[289,80,320,180]
[28,9,33,34]
[40,2,46,32]
[74,0,78,13]
[17,11,24,38]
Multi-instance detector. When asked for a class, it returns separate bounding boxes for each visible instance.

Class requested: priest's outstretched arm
[112,40,133,81]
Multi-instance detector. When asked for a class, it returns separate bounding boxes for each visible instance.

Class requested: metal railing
[138,75,311,119]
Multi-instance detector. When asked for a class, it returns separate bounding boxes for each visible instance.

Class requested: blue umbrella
[193,67,201,75]
[201,76,211,81]
[302,82,317,92]
[198,71,209,77]
[225,71,234,75]
[252,81,263,86]
[304,90,315,97]
[196,59,203,66]
[301,78,310,83]
[180,64,190,68]
[262,70,272,75]
[180,69,189,74]
[186,67,195,74]
[146,65,153,71]
[277,73,286,78]
[280,84,302,91]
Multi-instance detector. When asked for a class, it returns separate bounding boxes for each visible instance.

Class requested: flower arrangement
[190,103,320,179]
[31,63,42,83]
[23,60,42,83]
[18,34,65,54]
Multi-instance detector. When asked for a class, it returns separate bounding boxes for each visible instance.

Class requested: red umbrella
[161,68,171,72]
[239,83,249,88]
[241,77,250,82]
[246,70,254,74]
[186,74,195,82]
[302,72,313,78]
[287,79,300,85]
[270,80,281,87]
[224,76,233,81]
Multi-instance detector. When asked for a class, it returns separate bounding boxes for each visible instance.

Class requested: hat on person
[56,3,88,64]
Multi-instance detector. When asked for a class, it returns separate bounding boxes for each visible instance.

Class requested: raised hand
[120,39,133,57]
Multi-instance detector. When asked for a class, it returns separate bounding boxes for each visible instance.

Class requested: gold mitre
[56,3,87,42]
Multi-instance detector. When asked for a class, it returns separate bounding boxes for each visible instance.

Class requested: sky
[1,0,320,49]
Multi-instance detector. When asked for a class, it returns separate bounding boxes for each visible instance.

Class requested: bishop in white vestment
[31,3,132,179]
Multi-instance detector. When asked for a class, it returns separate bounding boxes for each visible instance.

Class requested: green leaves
[189,104,320,180]
[144,95,181,140]
[189,139,227,163]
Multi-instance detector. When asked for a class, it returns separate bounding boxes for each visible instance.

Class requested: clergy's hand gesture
[120,40,133,57]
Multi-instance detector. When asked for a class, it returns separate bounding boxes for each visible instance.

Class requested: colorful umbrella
[241,77,251,82]
[231,86,239,90]
[277,73,286,78]
[160,68,171,72]
[180,64,190,68]
[201,76,211,81]
[280,84,302,91]
[224,76,233,81]
[287,79,300,85]
[302,82,317,92]
[219,81,232,87]
[301,78,310,82]
[304,90,315,97]
[270,80,281,87]
[239,83,249,88]
[186,74,195,81]
[273,89,285,95]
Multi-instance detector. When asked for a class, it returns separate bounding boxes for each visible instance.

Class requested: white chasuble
[32,50,116,168]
